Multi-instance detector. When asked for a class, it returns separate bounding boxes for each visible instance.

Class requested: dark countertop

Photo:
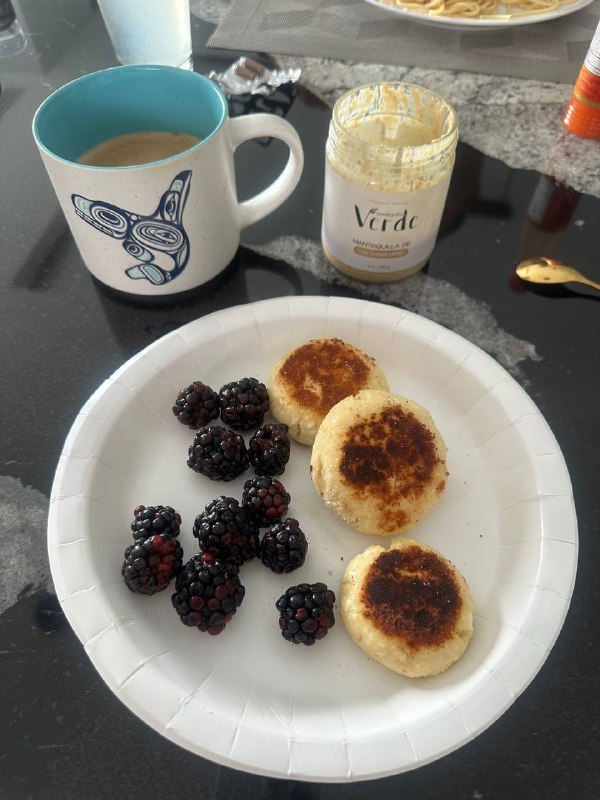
[1,2,599,798]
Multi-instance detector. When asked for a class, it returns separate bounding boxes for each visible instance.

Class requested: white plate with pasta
[363,0,594,29]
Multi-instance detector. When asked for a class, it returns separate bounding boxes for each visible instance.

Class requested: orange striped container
[564,22,600,138]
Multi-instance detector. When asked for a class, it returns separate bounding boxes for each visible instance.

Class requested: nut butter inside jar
[321,82,458,282]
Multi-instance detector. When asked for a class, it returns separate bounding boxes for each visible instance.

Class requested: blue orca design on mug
[71,170,191,286]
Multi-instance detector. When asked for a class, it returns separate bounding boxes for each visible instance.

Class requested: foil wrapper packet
[208,56,301,124]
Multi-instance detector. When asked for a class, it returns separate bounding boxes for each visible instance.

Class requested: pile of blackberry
[180,378,293,489]
[276,583,336,645]
[172,381,219,429]
[193,496,259,567]
[187,425,249,481]
[122,505,183,595]
[240,477,306,574]
[158,374,339,646]
[260,518,307,574]
[218,377,270,431]
[172,553,245,635]
[248,423,290,476]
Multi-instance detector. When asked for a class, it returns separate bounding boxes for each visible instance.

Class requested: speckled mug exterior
[33,65,304,296]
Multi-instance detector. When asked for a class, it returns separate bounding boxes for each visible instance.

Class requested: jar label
[321,162,451,275]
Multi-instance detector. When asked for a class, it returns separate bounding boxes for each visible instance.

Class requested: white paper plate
[48,296,577,781]
[363,0,594,29]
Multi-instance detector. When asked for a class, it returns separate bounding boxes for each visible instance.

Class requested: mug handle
[229,114,304,230]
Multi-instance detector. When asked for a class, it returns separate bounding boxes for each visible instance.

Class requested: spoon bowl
[516,257,600,292]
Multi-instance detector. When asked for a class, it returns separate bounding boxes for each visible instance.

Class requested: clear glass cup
[98,0,193,71]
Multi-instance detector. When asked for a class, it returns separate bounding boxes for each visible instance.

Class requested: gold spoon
[516,256,600,292]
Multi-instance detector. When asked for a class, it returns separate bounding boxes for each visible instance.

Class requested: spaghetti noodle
[381,0,576,19]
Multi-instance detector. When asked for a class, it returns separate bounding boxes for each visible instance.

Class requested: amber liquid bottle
[564,21,600,139]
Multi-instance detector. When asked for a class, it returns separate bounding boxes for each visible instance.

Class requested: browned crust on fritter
[340,538,473,676]
[276,338,376,419]
[338,402,446,535]
[361,545,462,649]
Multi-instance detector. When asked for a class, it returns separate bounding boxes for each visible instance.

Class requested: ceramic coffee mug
[32,65,304,296]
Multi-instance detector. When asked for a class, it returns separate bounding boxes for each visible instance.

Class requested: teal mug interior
[33,65,228,166]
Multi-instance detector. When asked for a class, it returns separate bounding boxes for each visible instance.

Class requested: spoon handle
[578,276,600,292]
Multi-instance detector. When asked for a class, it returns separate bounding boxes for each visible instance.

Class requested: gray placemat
[208,0,600,82]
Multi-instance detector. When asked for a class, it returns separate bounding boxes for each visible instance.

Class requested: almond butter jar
[321,82,458,282]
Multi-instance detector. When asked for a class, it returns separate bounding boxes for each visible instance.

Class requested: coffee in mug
[78,131,201,168]
[33,65,304,296]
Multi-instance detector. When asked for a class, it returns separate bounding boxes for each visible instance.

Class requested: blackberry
[193,496,259,567]
[172,554,245,635]
[248,423,291,476]
[260,518,307,573]
[130,505,182,541]
[218,377,270,431]
[122,533,183,595]
[172,381,219,429]
[241,476,290,527]
[276,582,336,645]
[187,425,249,481]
